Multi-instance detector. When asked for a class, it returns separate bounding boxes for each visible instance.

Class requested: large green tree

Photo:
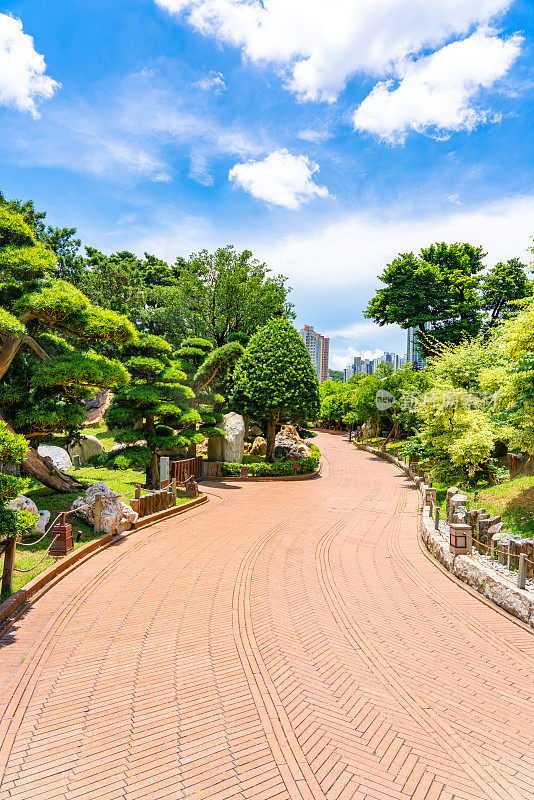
[366,242,485,354]
[152,246,294,346]
[231,318,320,460]
[0,204,135,491]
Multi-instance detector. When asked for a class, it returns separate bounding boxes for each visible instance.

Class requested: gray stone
[274,425,312,462]
[208,412,245,463]
[37,444,72,472]
[67,434,106,466]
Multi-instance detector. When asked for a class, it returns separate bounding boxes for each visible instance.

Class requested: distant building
[406,327,427,369]
[300,325,329,383]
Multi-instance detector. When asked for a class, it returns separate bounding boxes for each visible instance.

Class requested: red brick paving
[0,432,533,799]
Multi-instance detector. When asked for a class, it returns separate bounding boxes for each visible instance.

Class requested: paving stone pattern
[0,432,533,800]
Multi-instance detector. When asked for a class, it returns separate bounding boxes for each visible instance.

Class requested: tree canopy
[232,318,320,460]
[0,202,135,491]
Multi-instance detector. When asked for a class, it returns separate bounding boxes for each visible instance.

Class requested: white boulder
[6,495,38,515]
[37,445,72,472]
[34,510,51,534]
[208,412,245,463]
[67,435,105,466]
[71,481,138,534]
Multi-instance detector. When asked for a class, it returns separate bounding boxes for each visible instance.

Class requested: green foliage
[0,204,136,456]
[108,332,198,486]
[328,369,343,381]
[481,258,531,326]
[0,422,37,536]
[232,317,320,427]
[88,446,153,471]
[149,246,294,346]
[222,445,321,477]
[366,242,486,353]
[319,380,357,425]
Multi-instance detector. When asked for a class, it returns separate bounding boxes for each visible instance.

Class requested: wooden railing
[172,456,203,484]
[131,482,176,519]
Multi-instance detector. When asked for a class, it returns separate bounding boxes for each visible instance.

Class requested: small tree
[107,334,201,488]
[0,423,37,540]
[231,318,320,460]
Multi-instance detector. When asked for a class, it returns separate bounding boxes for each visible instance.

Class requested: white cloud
[2,70,265,183]
[193,70,227,92]
[156,0,514,102]
[0,13,59,117]
[353,29,522,142]
[229,148,329,208]
[297,128,331,143]
[257,193,534,299]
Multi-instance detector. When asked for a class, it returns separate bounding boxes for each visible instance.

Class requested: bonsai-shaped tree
[0,205,135,491]
[231,318,320,461]
[107,334,202,488]
[0,422,37,539]
[176,337,244,455]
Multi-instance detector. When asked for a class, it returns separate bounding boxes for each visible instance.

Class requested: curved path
[0,432,533,800]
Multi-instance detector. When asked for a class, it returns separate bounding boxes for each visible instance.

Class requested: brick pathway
[0,432,533,800]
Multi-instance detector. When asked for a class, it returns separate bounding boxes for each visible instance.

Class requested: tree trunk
[266,420,276,463]
[22,447,87,493]
[146,451,159,489]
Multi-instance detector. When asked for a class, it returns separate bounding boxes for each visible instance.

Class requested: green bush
[87,446,152,471]
[221,445,321,477]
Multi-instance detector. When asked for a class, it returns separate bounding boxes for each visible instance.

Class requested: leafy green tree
[319,380,356,427]
[174,337,242,456]
[0,423,37,539]
[0,204,135,491]
[231,318,320,460]
[153,246,294,346]
[328,369,343,380]
[107,334,200,488]
[366,242,485,354]
[481,258,531,328]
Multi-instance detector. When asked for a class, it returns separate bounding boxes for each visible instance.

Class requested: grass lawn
[2,424,194,602]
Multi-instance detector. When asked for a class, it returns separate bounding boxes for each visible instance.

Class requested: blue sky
[2,0,534,369]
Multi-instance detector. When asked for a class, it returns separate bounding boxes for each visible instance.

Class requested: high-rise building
[300,325,329,383]
[407,327,427,369]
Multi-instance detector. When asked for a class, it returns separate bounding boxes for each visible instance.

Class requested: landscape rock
[37,445,72,472]
[6,495,39,515]
[208,413,245,463]
[274,425,311,462]
[508,452,527,479]
[71,482,138,534]
[249,425,264,439]
[250,436,267,457]
[67,435,105,466]
[34,510,51,534]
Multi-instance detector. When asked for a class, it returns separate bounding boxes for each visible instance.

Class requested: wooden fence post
[1,537,17,596]
[171,479,177,504]
[518,554,527,590]
[94,494,102,535]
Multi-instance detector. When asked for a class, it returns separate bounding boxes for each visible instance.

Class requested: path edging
[0,493,208,628]
[355,442,534,629]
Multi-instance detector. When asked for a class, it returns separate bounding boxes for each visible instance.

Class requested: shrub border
[0,494,207,635]
[200,463,322,482]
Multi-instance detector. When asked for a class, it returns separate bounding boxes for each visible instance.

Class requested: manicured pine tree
[231,318,320,461]
[0,205,135,491]
[107,334,202,488]
[175,338,244,455]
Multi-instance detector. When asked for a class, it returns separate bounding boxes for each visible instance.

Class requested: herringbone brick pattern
[0,433,533,799]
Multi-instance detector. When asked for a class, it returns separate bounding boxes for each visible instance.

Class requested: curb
[353,442,534,631]
[0,493,208,632]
